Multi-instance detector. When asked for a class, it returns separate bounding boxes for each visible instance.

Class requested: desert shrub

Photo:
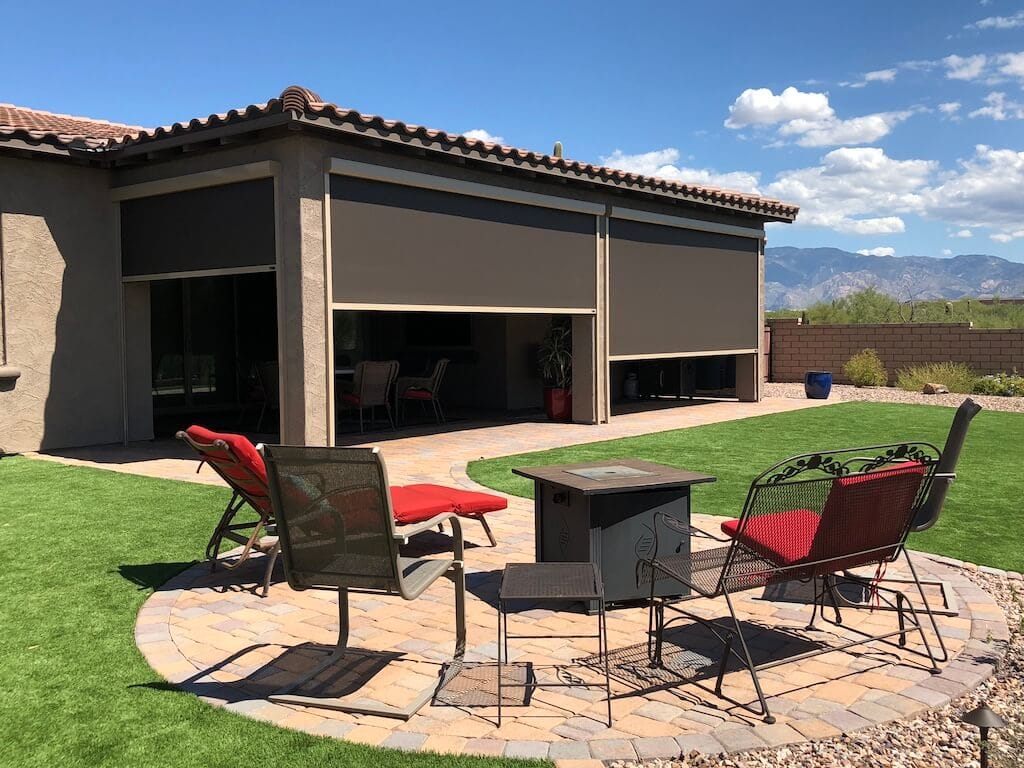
[843,348,888,387]
[896,362,978,394]
[974,372,1024,397]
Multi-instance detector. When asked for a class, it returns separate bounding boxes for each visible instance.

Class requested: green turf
[0,456,543,768]
[468,402,1024,573]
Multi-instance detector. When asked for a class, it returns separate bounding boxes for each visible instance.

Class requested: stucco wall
[0,156,119,452]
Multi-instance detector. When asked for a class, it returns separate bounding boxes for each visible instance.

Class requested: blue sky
[3,1,1023,260]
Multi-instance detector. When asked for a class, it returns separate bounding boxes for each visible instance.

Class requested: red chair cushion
[184,425,271,513]
[721,509,821,566]
[341,392,361,405]
[721,462,927,570]
[401,388,433,401]
[401,484,507,516]
[389,486,456,525]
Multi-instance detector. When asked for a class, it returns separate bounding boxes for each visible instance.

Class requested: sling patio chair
[339,360,400,432]
[176,425,280,597]
[641,439,949,724]
[396,358,449,425]
[259,444,466,719]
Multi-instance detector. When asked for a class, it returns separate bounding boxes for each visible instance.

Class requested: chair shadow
[117,562,197,590]
[578,620,822,705]
[132,642,407,705]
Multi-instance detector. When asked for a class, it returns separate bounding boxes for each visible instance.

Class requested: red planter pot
[544,387,572,422]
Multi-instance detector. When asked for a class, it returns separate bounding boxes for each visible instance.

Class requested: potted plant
[538,319,572,421]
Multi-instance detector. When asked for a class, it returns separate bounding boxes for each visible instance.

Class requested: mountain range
[765,247,1024,310]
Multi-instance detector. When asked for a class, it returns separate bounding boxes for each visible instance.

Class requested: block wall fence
[764,318,1024,384]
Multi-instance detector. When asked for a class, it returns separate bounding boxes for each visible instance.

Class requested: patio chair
[259,444,466,719]
[176,425,280,597]
[641,440,946,724]
[339,360,399,432]
[396,358,449,425]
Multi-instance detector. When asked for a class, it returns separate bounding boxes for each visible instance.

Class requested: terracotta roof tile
[0,86,798,220]
[0,103,143,148]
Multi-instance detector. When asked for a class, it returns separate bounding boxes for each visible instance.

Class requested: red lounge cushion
[401,484,507,516]
[341,392,361,405]
[184,425,271,512]
[389,486,456,525]
[401,388,433,400]
[721,509,821,566]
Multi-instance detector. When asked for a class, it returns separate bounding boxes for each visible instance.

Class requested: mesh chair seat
[260,444,467,720]
[644,545,777,597]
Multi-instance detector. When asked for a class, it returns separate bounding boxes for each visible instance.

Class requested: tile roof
[0,103,143,149]
[0,85,798,221]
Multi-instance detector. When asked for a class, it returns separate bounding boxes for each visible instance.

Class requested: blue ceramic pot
[804,371,833,399]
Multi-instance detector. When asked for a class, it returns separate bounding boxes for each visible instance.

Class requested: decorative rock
[922,382,950,394]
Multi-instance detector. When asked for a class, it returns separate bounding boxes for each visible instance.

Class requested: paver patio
[49,398,1007,762]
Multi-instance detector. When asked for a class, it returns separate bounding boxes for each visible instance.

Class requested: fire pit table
[512,459,715,610]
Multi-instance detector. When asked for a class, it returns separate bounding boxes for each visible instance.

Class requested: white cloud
[966,10,1024,29]
[991,230,1024,242]
[779,110,914,147]
[921,146,1024,239]
[999,52,1024,80]
[951,229,974,238]
[724,86,833,128]
[969,91,1024,120]
[842,68,898,88]
[944,54,989,80]
[865,68,897,82]
[857,246,896,257]
[462,128,504,145]
[939,101,962,115]
[942,248,953,256]
[763,147,936,234]
[724,86,916,147]
[599,148,762,194]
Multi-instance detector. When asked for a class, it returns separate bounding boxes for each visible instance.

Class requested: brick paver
[94,398,1007,760]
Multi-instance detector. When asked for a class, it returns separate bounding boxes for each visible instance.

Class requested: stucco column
[571,314,598,424]
[275,137,329,445]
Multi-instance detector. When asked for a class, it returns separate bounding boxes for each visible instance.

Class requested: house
[0,86,798,453]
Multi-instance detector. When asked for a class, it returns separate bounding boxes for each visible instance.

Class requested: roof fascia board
[306,115,793,223]
[0,138,74,158]
[112,113,294,159]
[110,160,280,201]
[329,157,605,216]
[610,206,765,240]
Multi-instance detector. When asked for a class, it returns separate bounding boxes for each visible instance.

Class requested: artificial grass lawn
[468,402,1024,573]
[0,457,542,768]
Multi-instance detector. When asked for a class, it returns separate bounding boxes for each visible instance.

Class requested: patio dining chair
[259,444,466,719]
[641,440,946,724]
[176,425,280,597]
[396,358,449,425]
[339,360,399,432]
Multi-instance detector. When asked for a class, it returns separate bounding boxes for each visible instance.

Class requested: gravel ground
[616,568,1023,768]
[765,382,1024,414]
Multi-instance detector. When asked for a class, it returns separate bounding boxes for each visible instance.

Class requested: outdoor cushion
[389,486,457,525]
[184,425,270,511]
[721,462,927,570]
[720,509,821,566]
[401,388,434,400]
[401,484,507,516]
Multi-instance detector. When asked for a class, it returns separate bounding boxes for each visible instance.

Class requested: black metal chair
[642,441,946,724]
[259,444,466,719]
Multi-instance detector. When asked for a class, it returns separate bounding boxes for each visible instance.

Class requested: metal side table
[497,562,611,726]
